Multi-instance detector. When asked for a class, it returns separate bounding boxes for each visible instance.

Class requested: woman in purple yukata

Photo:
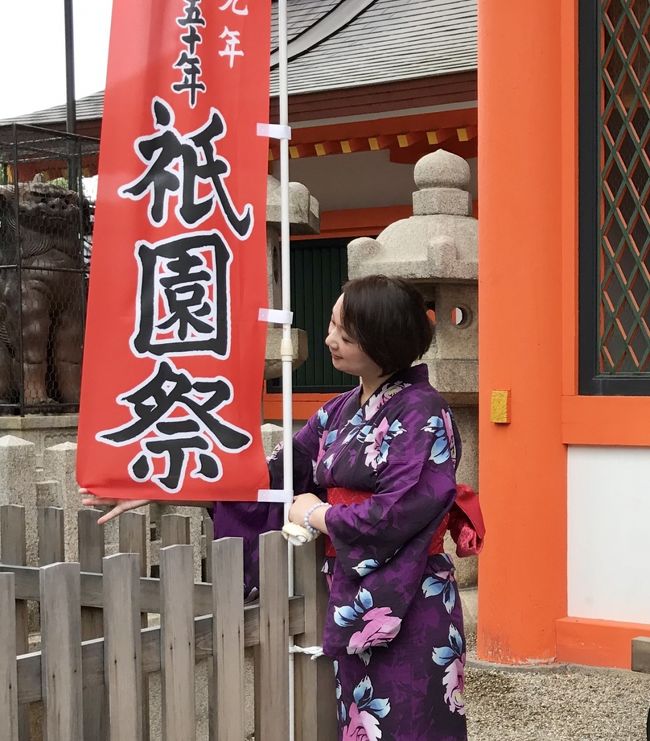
[215,275,485,741]
[83,275,485,740]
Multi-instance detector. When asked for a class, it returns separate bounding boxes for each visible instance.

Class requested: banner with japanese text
[77,0,271,501]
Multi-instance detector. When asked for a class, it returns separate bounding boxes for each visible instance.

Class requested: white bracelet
[303,502,330,536]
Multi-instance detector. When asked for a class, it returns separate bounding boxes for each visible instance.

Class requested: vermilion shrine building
[2,0,648,669]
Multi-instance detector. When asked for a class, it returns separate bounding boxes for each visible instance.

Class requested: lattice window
[600,0,649,373]
[580,0,650,394]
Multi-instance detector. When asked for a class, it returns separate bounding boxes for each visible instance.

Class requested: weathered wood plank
[0,573,18,740]
[160,545,196,741]
[16,595,305,704]
[211,538,245,741]
[255,532,290,741]
[119,510,148,561]
[0,505,30,739]
[79,509,107,741]
[0,564,211,614]
[161,514,190,546]
[104,553,143,741]
[293,538,337,741]
[38,507,65,565]
[40,562,83,741]
[118,510,150,741]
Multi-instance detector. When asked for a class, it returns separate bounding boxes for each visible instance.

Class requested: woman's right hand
[80,489,151,525]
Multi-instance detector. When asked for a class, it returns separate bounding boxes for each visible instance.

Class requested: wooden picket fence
[0,504,337,741]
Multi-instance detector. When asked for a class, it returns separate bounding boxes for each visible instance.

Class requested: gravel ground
[464,634,650,740]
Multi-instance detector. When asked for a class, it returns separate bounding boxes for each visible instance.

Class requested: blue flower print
[317,407,329,429]
[422,415,451,464]
[352,558,381,577]
[334,587,374,628]
[432,623,466,715]
[422,557,457,614]
[353,676,390,719]
[432,622,464,666]
[334,660,347,723]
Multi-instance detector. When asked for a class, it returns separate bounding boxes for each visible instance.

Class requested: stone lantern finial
[413,149,472,217]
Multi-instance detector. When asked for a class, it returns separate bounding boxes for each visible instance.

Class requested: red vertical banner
[77,0,271,501]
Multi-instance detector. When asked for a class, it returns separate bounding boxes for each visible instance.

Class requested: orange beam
[289,143,315,159]
[289,108,477,145]
[291,205,413,241]
[427,128,455,145]
[456,125,477,142]
[263,392,337,421]
[561,395,650,446]
[314,141,340,156]
[556,617,650,669]
[340,138,369,154]
[389,138,477,165]
[396,131,425,148]
[368,135,394,150]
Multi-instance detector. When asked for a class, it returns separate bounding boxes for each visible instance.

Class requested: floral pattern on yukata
[334,587,402,660]
[422,553,457,614]
[335,663,390,741]
[432,623,466,715]
[422,407,457,466]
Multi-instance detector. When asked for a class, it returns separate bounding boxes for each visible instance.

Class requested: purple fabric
[213,365,468,738]
[333,554,467,740]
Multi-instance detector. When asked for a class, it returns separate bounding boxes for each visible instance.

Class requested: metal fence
[0,124,99,414]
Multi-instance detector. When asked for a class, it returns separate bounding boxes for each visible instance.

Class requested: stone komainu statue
[0,180,90,406]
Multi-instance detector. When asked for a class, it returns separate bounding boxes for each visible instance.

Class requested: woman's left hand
[289,492,328,533]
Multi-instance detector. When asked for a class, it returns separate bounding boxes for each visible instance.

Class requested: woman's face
[325,295,384,379]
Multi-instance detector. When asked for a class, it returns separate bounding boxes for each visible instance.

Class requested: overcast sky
[0,0,113,120]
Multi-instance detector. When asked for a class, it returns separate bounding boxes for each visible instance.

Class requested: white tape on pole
[257,488,293,503]
[258,307,293,324]
[256,122,292,140]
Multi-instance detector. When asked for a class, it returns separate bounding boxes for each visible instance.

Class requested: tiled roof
[270,0,477,95]
[1,0,476,126]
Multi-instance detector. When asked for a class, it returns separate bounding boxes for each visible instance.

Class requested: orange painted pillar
[477,0,567,662]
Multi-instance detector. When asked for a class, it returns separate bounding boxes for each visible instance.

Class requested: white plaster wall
[568,445,650,624]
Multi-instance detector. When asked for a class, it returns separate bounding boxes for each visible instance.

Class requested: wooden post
[104,553,143,741]
[38,507,65,566]
[211,538,245,741]
[40,562,83,741]
[78,509,107,740]
[160,544,196,741]
[0,505,30,739]
[293,537,337,741]
[0,572,18,740]
[161,513,191,546]
[119,511,150,739]
[255,531,289,741]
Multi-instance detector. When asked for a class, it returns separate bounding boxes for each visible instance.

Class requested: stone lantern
[347,150,479,621]
[264,175,319,380]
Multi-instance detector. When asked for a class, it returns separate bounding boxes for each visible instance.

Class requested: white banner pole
[277,0,296,737]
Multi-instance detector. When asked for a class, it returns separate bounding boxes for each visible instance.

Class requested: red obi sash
[324,487,448,558]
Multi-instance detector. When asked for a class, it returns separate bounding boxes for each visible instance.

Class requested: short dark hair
[340,275,433,375]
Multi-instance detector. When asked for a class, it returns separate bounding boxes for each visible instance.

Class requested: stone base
[0,414,78,469]
[460,586,478,634]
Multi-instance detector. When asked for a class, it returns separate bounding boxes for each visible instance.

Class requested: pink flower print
[442,656,466,715]
[364,417,390,469]
[348,606,402,652]
[341,703,381,741]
